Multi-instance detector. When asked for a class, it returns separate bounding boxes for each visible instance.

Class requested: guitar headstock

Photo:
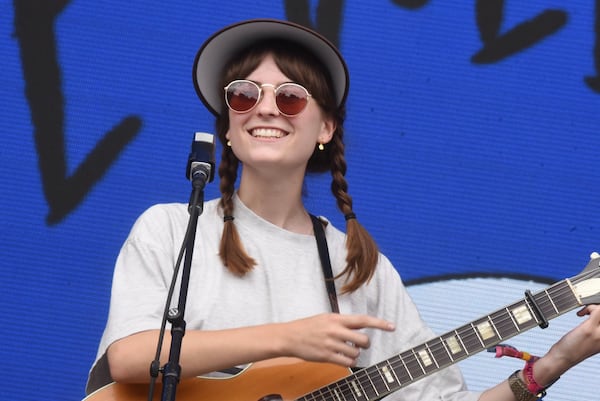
[572,252,600,305]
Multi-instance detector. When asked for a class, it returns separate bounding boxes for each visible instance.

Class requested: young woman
[87,19,600,401]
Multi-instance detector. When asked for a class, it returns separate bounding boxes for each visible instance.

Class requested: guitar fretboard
[298,278,580,401]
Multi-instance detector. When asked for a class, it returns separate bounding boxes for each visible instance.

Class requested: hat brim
[192,19,349,116]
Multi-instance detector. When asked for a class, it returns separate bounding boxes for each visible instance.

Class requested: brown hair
[215,40,378,293]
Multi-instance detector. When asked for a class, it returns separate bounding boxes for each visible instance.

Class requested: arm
[479,304,600,401]
[107,313,396,383]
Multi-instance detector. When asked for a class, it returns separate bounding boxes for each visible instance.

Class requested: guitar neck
[299,278,581,401]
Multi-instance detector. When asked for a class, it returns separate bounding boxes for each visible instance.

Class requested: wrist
[522,360,545,395]
[508,370,539,401]
[509,359,560,401]
[527,352,565,388]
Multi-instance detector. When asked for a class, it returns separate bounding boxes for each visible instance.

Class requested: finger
[577,306,592,317]
[342,314,396,331]
[332,352,359,368]
[343,331,371,349]
[330,343,361,367]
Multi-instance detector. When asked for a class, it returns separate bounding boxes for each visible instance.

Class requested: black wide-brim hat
[192,19,349,116]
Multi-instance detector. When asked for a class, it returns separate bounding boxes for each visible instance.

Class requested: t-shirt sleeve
[86,204,182,394]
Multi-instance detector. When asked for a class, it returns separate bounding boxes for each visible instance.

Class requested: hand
[556,304,600,365]
[535,303,600,387]
[281,313,395,367]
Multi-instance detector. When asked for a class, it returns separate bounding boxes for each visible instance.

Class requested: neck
[237,169,312,234]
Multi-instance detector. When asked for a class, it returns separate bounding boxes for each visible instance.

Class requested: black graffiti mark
[472,0,567,63]
[13,0,142,225]
[390,0,429,10]
[284,0,345,48]
[585,0,600,93]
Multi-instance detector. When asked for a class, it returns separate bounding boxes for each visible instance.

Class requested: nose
[255,84,280,116]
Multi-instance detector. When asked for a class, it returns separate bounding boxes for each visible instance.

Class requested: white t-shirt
[87,195,480,401]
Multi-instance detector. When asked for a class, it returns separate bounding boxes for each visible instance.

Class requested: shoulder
[318,216,346,244]
[135,198,221,224]
[128,198,222,241]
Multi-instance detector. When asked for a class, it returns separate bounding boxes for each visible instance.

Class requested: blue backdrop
[1,1,599,400]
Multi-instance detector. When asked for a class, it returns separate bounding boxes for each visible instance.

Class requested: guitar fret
[473,316,500,347]
[391,355,411,384]
[371,369,386,396]
[384,359,402,388]
[443,333,464,359]
[373,363,391,392]
[486,310,506,340]
[416,344,438,375]
[348,378,362,401]
[354,372,373,400]
[458,325,480,354]
[332,384,343,401]
[411,349,426,375]
[505,307,519,329]
[405,350,426,379]
[487,316,501,339]
[363,368,381,399]
[399,354,414,380]
[524,298,542,326]
[553,280,580,312]
[431,337,454,368]
[470,322,485,348]
[399,351,418,382]
[511,300,535,329]
[439,336,455,363]
[425,343,440,369]
[537,289,559,322]
[544,289,560,314]
[488,312,504,341]
[455,329,469,355]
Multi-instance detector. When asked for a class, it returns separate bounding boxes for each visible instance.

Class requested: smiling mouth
[249,128,288,138]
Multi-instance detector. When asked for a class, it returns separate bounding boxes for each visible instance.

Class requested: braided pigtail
[329,133,379,293]
[218,145,256,275]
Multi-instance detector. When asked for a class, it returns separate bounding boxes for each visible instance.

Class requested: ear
[317,116,336,145]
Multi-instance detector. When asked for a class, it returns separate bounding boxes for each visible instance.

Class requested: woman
[87,19,600,401]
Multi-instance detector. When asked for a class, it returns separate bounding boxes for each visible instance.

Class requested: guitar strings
[298,270,598,401]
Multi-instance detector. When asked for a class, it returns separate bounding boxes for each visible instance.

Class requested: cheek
[301,115,330,142]
[226,115,248,137]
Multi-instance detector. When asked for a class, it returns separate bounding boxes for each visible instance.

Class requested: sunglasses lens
[226,81,260,112]
[276,84,309,116]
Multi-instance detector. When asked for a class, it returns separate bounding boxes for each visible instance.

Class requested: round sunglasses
[224,80,312,117]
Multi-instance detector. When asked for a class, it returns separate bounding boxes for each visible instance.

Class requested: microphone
[186,132,216,190]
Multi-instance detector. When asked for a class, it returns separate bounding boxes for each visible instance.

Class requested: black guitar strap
[310,214,340,314]
[311,215,364,372]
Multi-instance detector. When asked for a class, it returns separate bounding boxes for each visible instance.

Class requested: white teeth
[250,128,285,138]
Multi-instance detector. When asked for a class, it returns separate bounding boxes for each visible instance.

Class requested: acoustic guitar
[84,253,600,401]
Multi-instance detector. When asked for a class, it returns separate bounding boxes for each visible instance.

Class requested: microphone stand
[159,176,206,401]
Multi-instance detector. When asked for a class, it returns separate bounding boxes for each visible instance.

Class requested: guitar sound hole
[259,394,283,401]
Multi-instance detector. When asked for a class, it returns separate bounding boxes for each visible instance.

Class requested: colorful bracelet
[523,360,545,396]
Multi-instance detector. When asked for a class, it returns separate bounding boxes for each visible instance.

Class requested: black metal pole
[160,183,204,401]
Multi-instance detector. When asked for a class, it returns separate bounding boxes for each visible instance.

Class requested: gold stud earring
[318,143,324,151]
[227,140,232,147]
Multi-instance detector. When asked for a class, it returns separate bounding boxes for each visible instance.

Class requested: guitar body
[84,357,351,401]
